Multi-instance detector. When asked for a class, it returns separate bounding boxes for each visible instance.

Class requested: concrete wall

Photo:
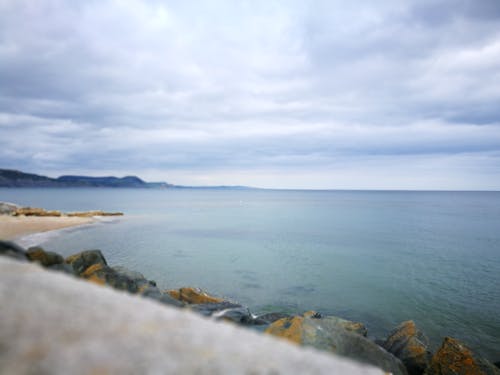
[0,257,385,374]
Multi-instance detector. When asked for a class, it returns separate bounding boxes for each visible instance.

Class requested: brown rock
[80,263,138,292]
[265,311,406,375]
[166,287,224,304]
[26,247,64,267]
[13,207,62,217]
[425,337,500,375]
[383,320,431,375]
[65,250,107,275]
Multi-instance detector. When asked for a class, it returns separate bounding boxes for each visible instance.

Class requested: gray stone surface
[0,201,19,215]
[0,257,386,374]
[0,240,27,261]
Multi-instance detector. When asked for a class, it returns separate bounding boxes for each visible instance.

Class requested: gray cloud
[1,0,499,189]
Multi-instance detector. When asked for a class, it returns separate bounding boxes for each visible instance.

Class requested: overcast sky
[1,0,500,189]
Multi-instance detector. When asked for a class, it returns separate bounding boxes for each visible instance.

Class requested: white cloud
[1,0,500,189]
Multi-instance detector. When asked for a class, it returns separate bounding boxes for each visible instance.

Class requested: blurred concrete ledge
[0,257,384,374]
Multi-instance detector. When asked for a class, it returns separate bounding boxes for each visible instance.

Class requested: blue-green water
[2,188,500,359]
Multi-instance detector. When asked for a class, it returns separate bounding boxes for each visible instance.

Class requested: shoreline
[1,242,499,375]
[0,215,95,241]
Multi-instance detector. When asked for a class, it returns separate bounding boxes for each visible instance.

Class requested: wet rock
[65,250,107,275]
[383,320,432,375]
[26,247,64,267]
[303,311,368,337]
[0,201,20,215]
[189,301,256,324]
[81,263,138,293]
[255,312,291,325]
[265,311,407,375]
[167,287,224,304]
[137,284,184,307]
[189,301,243,316]
[425,337,500,375]
[0,240,27,261]
[112,266,149,286]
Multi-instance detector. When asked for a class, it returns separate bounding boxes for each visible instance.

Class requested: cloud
[1,0,500,189]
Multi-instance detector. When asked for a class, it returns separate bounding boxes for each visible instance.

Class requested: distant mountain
[0,169,172,188]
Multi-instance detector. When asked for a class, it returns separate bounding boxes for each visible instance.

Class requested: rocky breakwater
[1,240,499,375]
[0,201,123,218]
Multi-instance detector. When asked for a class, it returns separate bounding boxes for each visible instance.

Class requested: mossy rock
[81,263,138,293]
[27,247,64,267]
[65,250,107,275]
[265,311,407,375]
[382,320,432,375]
[425,337,500,375]
[166,287,224,304]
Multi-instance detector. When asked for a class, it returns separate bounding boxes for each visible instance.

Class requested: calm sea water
[2,188,499,359]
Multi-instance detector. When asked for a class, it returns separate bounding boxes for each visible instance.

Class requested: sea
[2,188,499,359]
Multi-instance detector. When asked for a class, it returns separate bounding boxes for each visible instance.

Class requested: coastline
[0,215,95,241]
[1,241,499,375]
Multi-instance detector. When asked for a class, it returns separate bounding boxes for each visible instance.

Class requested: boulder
[167,287,224,304]
[425,337,500,375]
[303,311,368,337]
[26,247,64,267]
[383,320,432,375]
[189,302,256,325]
[0,201,20,215]
[265,311,407,375]
[80,263,138,293]
[0,240,27,261]
[47,263,76,275]
[112,266,149,287]
[256,312,291,324]
[137,284,184,307]
[65,250,107,275]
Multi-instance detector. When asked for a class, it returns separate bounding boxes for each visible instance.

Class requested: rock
[112,266,149,286]
[167,287,224,304]
[0,240,27,261]
[65,250,107,275]
[47,263,76,275]
[265,311,407,375]
[383,320,432,375]
[26,247,64,267]
[80,263,138,293]
[425,337,500,375]
[189,301,256,325]
[0,201,20,215]
[13,207,62,217]
[257,312,292,324]
[304,311,368,337]
[137,284,184,307]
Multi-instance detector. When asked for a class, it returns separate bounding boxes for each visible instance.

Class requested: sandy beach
[0,216,93,241]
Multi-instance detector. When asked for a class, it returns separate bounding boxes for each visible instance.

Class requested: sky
[1,0,500,190]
